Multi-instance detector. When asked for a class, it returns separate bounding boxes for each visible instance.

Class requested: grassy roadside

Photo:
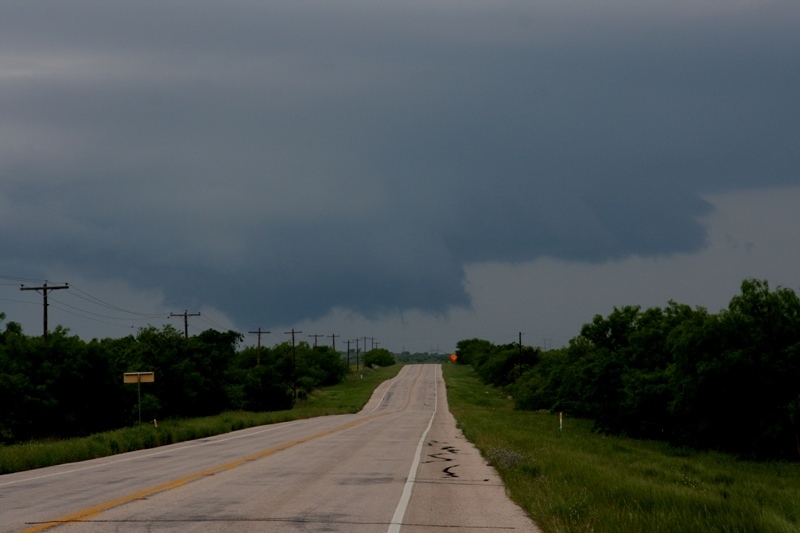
[442,363,800,533]
[0,364,402,475]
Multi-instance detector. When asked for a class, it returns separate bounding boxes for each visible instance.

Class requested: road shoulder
[402,367,540,532]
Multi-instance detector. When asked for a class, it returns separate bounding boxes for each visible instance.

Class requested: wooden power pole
[309,333,323,347]
[344,339,352,367]
[328,333,340,352]
[285,328,302,398]
[248,327,271,366]
[20,281,69,341]
[169,310,201,339]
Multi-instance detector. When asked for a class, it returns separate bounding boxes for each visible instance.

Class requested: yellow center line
[24,365,429,532]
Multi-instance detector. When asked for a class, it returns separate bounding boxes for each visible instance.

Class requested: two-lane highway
[1,364,538,532]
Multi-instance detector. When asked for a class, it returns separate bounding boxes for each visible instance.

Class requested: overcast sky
[2,0,799,353]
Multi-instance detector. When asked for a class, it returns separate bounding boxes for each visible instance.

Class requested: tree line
[0,320,391,444]
[456,279,800,460]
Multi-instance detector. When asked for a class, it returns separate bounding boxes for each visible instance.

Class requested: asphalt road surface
[1,364,539,532]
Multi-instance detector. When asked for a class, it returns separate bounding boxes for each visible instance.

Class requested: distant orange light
[449,354,458,363]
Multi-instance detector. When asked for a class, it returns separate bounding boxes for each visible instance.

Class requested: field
[0,364,401,475]
[442,363,800,533]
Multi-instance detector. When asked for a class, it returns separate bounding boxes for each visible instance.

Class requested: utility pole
[248,327,271,366]
[309,333,323,348]
[518,331,524,376]
[285,328,302,399]
[169,310,201,339]
[355,338,360,372]
[362,336,369,354]
[20,281,69,341]
[328,333,340,352]
[344,339,352,367]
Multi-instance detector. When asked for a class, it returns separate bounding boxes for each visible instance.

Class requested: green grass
[294,364,401,415]
[0,364,402,475]
[442,363,800,533]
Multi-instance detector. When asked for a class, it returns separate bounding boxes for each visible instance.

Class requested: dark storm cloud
[1,0,798,326]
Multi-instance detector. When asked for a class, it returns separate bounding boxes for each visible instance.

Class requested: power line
[6,277,169,332]
[66,284,164,318]
[46,300,139,331]
[0,273,47,283]
[6,279,165,335]
[48,295,154,322]
[0,295,41,306]
[196,314,231,331]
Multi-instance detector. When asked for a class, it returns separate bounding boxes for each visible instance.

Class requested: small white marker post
[124,372,155,424]
[559,412,563,431]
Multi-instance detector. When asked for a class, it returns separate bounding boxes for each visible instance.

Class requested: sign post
[124,372,155,424]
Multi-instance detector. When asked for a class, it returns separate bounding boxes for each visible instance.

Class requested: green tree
[670,280,800,457]
[364,348,395,367]
[510,348,568,411]
[455,338,493,367]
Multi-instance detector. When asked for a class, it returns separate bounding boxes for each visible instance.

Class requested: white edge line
[387,364,438,533]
